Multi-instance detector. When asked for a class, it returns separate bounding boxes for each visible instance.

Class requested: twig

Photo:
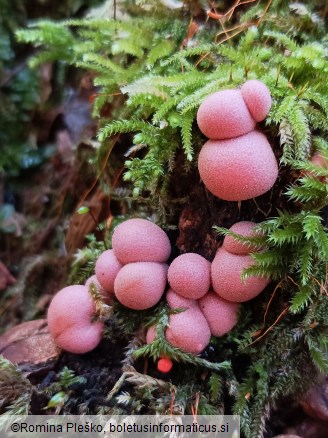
[169,388,176,416]
[257,0,273,26]
[78,135,119,208]
[250,306,290,346]
[309,274,328,296]
[287,275,300,288]
[191,391,200,422]
[263,279,284,325]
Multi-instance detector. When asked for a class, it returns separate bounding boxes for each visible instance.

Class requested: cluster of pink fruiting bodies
[197,79,278,201]
[47,80,280,360]
[48,218,268,357]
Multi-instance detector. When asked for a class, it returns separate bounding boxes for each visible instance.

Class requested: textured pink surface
[199,290,239,336]
[310,153,328,183]
[55,323,103,354]
[311,152,328,168]
[168,253,211,299]
[166,288,197,310]
[85,275,104,292]
[198,131,278,201]
[146,326,157,344]
[114,262,168,310]
[241,80,272,122]
[112,218,171,264]
[223,221,258,255]
[157,357,173,373]
[166,307,211,354]
[147,291,210,353]
[95,250,122,292]
[211,248,270,302]
[47,285,103,354]
[85,275,114,305]
[197,89,255,140]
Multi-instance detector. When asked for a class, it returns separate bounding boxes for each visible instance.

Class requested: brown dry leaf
[0,319,58,366]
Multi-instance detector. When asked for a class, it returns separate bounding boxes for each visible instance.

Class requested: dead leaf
[0,319,59,366]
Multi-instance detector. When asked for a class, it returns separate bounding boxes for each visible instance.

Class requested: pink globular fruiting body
[240,79,272,122]
[114,262,168,310]
[47,285,103,354]
[197,80,278,201]
[199,290,239,336]
[95,249,122,293]
[197,89,256,140]
[311,152,328,168]
[146,289,211,354]
[166,288,198,310]
[85,275,114,305]
[165,306,211,354]
[198,131,278,201]
[146,325,157,344]
[85,275,104,292]
[112,218,171,264]
[223,221,259,255]
[167,253,211,299]
[306,152,328,183]
[211,248,270,302]
[157,357,173,373]
[165,290,211,354]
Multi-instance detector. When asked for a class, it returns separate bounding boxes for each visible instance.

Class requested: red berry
[157,357,173,373]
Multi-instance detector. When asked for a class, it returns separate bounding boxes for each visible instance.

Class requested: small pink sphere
[166,288,198,310]
[223,221,259,255]
[146,326,157,344]
[85,275,114,305]
[47,285,103,354]
[168,253,211,299]
[54,324,103,355]
[198,131,278,201]
[166,307,211,354]
[157,357,173,373]
[114,262,168,310]
[85,275,104,292]
[95,249,122,293]
[241,80,272,122]
[211,248,270,302]
[310,152,328,183]
[199,290,239,336]
[197,89,255,140]
[146,293,210,354]
[112,218,171,264]
[311,152,328,168]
